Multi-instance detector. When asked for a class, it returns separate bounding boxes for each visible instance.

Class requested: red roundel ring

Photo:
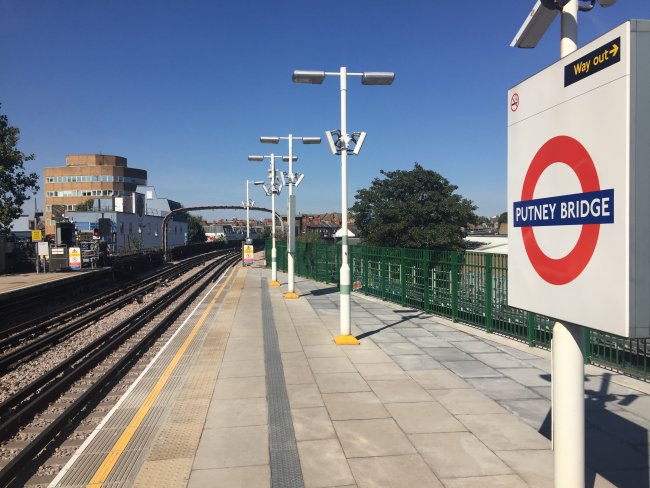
[520,135,600,285]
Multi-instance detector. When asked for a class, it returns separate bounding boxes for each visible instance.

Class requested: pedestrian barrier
[266,240,649,380]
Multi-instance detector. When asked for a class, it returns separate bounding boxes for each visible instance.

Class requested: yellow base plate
[284,292,300,299]
[333,335,360,346]
[269,281,281,287]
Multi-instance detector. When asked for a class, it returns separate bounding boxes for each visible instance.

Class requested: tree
[186,214,206,243]
[75,198,95,211]
[351,163,477,249]
[0,105,39,234]
[498,212,508,225]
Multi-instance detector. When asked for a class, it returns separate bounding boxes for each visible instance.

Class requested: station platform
[0,268,110,296]
[49,255,650,488]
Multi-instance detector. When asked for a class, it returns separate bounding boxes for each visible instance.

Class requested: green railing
[265,240,649,380]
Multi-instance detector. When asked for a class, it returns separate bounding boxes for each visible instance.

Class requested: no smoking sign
[508,20,650,339]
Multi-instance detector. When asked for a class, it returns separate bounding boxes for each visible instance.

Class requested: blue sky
[2,0,648,221]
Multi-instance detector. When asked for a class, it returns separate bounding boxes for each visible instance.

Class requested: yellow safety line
[87,265,238,487]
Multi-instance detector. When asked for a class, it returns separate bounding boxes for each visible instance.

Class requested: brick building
[43,154,147,235]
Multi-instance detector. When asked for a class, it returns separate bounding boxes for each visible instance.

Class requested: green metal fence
[265,240,649,380]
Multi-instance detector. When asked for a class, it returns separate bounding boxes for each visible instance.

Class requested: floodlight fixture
[280,171,287,187]
[513,0,617,48]
[292,70,326,84]
[253,180,265,185]
[361,72,395,85]
[295,173,305,186]
[511,1,559,48]
[325,130,340,155]
[260,136,280,144]
[351,132,367,155]
[248,155,264,161]
[282,155,298,162]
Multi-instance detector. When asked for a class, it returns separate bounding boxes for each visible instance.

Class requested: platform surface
[51,256,650,488]
[0,268,106,295]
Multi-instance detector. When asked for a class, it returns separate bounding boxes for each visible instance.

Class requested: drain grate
[261,278,305,488]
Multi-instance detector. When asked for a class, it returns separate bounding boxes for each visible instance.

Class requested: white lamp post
[512,2,615,486]
[261,134,321,299]
[293,67,394,345]
[248,153,291,286]
[243,179,264,242]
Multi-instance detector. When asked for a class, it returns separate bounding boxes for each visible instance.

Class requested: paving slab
[348,454,443,488]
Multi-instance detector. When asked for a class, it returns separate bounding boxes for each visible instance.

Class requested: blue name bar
[513,189,614,227]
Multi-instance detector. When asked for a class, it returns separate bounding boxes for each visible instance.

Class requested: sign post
[508,17,650,487]
[31,230,43,273]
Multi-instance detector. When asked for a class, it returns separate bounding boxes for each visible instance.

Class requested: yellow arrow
[609,43,619,57]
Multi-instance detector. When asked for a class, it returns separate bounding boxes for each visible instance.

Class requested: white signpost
[509,20,650,339]
[509,18,650,487]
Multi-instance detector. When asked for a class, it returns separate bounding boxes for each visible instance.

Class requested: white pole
[338,66,353,341]
[270,154,279,285]
[553,2,584,487]
[287,134,296,294]
[246,179,251,240]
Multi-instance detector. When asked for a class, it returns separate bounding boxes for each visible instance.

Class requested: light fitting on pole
[513,0,616,48]
[361,72,395,85]
[294,173,305,186]
[292,70,326,84]
[282,156,298,162]
[280,171,287,187]
[325,130,342,155]
[260,136,280,144]
[301,137,321,144]
[351,132,367,155]
[511,1,559,48]
[248,155,264,161]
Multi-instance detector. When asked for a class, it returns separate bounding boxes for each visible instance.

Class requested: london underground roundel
[513,136,614,286]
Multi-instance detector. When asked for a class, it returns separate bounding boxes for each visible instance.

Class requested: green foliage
[0,105,39,234]
[351,163,477,250]
[498,212,508,225]
[298,231,321,243]
[187,214,206,243]
[75,198,95,211]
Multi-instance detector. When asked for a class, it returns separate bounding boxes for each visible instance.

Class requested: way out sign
[508,20,650,338]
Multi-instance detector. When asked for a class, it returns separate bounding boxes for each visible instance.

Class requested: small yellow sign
[31,230,42,242]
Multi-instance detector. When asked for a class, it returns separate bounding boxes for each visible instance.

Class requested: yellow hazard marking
[86,265,238,487]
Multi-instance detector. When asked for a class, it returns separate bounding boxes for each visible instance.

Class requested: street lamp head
[248,155,264,162]
[282,156,298,162]
[301,137,321,144]
[292,70,326,84]
[361,72,395,85]
[260,136,280,144]
[253,180,265,185]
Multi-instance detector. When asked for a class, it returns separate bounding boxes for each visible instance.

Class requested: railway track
[0,251,240,487]
[0,250,223,369]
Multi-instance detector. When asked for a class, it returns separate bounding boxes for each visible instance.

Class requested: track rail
[0,251,224,369]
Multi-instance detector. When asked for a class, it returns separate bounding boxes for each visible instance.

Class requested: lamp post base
[269,281,281,287]
[334,334,360,346]
[284,292,300,299]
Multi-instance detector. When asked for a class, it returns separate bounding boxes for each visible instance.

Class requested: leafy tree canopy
[498,212,508,225]
[75,198,95,211]
[351,163,477,249]
[0,105,39,234]
[186,214,206,243]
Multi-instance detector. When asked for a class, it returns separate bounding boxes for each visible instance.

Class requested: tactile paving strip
[261,278,305,488]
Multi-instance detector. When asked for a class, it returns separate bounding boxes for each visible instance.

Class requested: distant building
[43,154,147,235]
